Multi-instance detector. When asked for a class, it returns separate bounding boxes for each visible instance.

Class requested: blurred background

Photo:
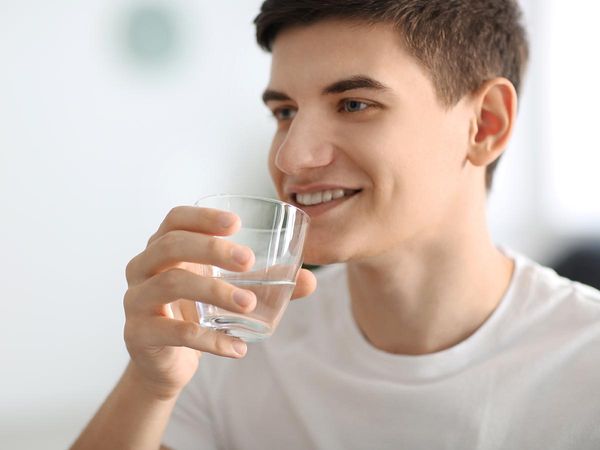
[0,1,598,448]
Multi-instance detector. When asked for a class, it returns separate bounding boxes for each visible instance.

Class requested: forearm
[70,361,178,450]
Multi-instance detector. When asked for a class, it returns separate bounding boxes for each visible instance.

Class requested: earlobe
[468,78,517,167]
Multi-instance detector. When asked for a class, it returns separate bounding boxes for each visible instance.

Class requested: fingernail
[232,339,247,356]
[219,213,236,228]
[233,289,254,308]
[231,246,251,265]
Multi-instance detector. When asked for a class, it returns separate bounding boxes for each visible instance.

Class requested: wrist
[123,361,182,403]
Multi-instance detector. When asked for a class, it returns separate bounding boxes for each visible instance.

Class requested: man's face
[263,20,477,265]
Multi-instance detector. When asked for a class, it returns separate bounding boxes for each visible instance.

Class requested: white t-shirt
[162,249,600,450]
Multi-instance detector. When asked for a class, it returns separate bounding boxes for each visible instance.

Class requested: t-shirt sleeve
[161,369,219,450]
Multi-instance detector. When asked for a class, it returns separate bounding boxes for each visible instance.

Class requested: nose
[273,111,335,175]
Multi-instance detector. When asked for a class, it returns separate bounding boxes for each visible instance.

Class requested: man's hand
[123,206,317,400]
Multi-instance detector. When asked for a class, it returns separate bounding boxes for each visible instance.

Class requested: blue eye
[342,100,369,113]
[273,107,297,121]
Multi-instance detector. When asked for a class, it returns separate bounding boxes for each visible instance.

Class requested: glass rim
[194,193,311,223]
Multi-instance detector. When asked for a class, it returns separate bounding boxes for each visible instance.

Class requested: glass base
[199,314,272,342]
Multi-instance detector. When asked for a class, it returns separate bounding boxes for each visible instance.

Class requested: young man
[72,1,600,449]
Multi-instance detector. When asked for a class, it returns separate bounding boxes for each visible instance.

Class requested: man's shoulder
[507,251,600,345]
[520,252,600,311]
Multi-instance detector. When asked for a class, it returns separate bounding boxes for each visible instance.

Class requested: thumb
[291,268,317,300]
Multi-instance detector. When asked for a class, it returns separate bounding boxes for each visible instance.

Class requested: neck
[346,193,514,356]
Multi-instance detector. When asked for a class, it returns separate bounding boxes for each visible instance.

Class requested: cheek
[339,120,406,195]
[333,119,392,167]
[344,116,457,217]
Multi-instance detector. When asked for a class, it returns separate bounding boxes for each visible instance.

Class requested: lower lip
[292,192,361,218]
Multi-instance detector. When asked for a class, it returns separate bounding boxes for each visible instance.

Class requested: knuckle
[164,206,183,227]
[179,321,201,344]
[122,289,134,310]
[205,236,218,254]
[123,285,145,316]
[146,231,159,247]
[159,269,185,292]
[125,257,138,284]
[159,231,185,256]
[123,320,140,345]
[207,236,226,257]
[213,335,232,355]
[208,279,226,304]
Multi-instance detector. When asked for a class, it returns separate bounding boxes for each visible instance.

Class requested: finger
[126,230,255,285]
[290,268,317,300]
[172,298,199,322]
[148,206,241,246]
[132,317,248,358]
[124,268,257,315]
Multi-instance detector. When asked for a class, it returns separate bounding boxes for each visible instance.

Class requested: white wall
[1,1,598,448]
[488,0,600,263]
[0,1,272,448]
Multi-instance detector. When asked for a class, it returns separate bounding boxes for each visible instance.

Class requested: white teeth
[310,191,322,205]
[296,188,352,206]
[332,189,344,199]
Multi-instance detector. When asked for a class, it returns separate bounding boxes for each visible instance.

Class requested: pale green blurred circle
[125,5,179,66]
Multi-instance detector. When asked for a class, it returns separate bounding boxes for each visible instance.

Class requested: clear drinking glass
[194,194,310,342]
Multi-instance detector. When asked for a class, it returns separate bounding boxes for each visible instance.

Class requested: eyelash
[271,100,376,121]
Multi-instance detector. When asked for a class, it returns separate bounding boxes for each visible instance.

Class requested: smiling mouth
[292,188,362,206]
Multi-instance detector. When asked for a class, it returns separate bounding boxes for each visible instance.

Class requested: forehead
[268,19,426,92]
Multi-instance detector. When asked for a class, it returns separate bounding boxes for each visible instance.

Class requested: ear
[467,78,518,167]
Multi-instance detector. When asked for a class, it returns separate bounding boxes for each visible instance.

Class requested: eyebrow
[261,75,391,105]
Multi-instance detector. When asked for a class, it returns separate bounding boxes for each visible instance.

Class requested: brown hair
[254,0,529,191]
